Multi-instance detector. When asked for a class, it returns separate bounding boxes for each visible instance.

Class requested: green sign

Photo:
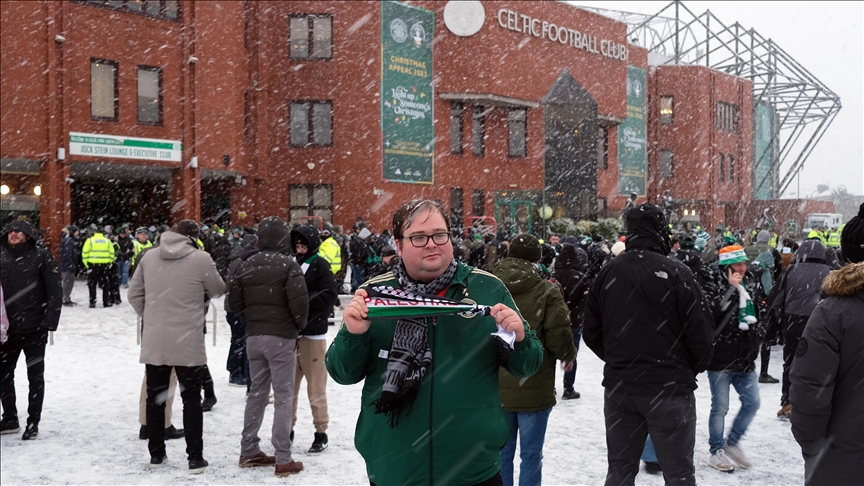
[69,132,182,162]
[381,1,434,184]
[618,66,647,196]
[753,103,773,200]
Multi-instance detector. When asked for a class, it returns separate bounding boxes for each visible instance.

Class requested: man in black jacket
[0,221,63,440]
[584,203,714,486]
[289,226,338,454]
[231,216,309,476]
[553,239,589,400]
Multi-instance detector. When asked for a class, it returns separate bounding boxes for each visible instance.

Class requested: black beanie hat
[508,233,542,262]
[840,203,864,264]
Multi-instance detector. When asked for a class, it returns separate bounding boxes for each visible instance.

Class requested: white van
[802,213,843,237]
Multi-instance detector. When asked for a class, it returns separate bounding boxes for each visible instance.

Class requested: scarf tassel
[372,388,418,428]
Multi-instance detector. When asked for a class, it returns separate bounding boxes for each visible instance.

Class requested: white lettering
[548,24,558,42]
[521,14,531,34]
[497,9,507,28]
[541,21,549,39]
[530,19,540,37]
[508,10,518,31]
[601,39,608,56]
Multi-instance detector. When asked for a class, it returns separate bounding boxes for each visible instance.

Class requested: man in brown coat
[129,220,225,474]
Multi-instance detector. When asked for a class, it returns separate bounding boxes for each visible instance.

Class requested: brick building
[2,0,767,255]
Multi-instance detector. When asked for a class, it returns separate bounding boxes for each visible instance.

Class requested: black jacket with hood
[773,240,831,318]
[583,204,715,397]
[0,221,63,335]
[553,243,590,328]
[229,217,309,339]
[223,233,259,314]
[291,225,338,336]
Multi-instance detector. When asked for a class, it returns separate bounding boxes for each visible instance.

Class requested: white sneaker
[708,449,735,472]
[724,444,751,469]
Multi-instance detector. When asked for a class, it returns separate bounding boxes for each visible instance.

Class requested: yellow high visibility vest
[768,233,779,248]
[82,232,115,266]
[826,231,841,247]
[319,238,342,275]
[132,240,153,265]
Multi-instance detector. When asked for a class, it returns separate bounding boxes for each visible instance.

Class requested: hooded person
[484,229,510,271]
[494,234,575,486]
[0,220,63,439]
[583,203,714,485]
[772,239,831,418]
[223,233,260,388]
[700,244,766,472]
[553,235,590,400]
[289,225,338,454]
[790,202,864,486]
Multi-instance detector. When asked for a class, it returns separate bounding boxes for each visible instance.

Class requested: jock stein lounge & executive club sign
[69,132,182,162]
[497,8,629,62]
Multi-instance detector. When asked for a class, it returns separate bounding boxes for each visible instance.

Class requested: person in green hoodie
[326,199,544,486]
[494,234,576,486]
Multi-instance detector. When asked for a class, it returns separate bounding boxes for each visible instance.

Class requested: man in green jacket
[494,234,575,486]
[326,199,544,486]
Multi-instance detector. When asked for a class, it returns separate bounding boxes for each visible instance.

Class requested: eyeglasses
[404,232,450,248]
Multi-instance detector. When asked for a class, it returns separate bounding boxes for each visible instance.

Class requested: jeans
[116,259,131,286]
[707,370,760,454]
[562,326,582,391]
[641,435,657,463]
[146,364,204,461]
[0,331,48,425]
[603,388,697,486]
[226,312,250,388]
[500,408,552,486]
[350,264,366,293]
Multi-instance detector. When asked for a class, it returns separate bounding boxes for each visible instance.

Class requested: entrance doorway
[495,200,532,235]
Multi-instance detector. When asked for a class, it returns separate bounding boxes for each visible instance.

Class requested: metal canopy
[578,1,841,198]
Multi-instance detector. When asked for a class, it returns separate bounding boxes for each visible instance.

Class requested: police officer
[132,227,153,268]
[82,225,116,308]
[318,229,342,277]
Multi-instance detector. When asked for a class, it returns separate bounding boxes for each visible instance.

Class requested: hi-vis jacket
[319,236,342,275]
[82,232,115,266]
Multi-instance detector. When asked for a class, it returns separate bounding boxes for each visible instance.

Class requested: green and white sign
[381,1,434,184]
[69,132,182,162]
[618,66,647,196]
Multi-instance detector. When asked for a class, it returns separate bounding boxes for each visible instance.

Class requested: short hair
[392,199,450,241]
[174,220,199,239]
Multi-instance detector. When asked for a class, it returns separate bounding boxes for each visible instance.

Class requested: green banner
[753,103,773,200]
[618,66,647,196]
[381,1,434,184]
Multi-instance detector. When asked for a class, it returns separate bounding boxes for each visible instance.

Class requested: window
[91,59,118,121]
[74,0,180,21]
[596,126,609,169]
[290,15,332,59]
[472,189,485,216]
[597,197,607,211]
[719,153,726,182]
[290,101,332,147]
[716,101,739,132]
[450,188,464,229]
[137,66,161,125]
[508,108,527,158]
[450,103,463,155]
[660,96,674,125]
[289,184,333,225]
[729,155,735,182]
[659,150,674,179]
[472,105,485,157]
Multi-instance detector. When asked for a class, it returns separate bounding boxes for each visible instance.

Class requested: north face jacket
[790,262,864,486]
[326,261,544,486]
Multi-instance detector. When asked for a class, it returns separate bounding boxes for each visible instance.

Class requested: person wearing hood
[349,226,373,293]
[289,225,338,454]
[790,203,864,486]
[771,239,831,419]
[0,221,62,439]
[744,230,783,282]
[494,234,575,486]
[230,216,309,476]
[224,233,259,389]
[81,225,116,308]
[583,203,714,486]
[484,229,509,271]
[60,225,81,306]
[128,220,225,473]
[553,235,589,401]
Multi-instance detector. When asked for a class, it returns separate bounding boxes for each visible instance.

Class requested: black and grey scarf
[372,258,458,427]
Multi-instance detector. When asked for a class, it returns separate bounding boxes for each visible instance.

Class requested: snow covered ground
[1,282,805,485]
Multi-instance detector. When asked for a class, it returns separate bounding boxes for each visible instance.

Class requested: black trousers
[603,388,697,486]
[146,364,204,461]
[0,331,48,425]
[781,313,809,406]
[760,313,780,375]
[87,264,111,305]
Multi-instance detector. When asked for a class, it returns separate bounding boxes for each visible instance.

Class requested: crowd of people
[0,200,861,485]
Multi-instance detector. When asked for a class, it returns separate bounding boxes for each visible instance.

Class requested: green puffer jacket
[494,257,576,411]
[325,261,544,486]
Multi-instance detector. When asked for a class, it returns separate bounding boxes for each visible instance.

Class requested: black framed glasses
[405,232,450,248]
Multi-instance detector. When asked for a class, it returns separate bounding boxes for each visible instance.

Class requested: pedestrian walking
[60,225,80,306]
[81,225,115,308]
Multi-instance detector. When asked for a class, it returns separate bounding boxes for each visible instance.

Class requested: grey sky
[570,1,864,197]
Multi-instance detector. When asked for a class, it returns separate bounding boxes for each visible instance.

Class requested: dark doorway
[543,68,598,219]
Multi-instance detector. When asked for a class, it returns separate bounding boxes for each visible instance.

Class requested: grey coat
[790,262,864,486]
[129,231,226,367]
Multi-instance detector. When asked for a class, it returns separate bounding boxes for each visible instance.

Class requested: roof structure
[578,0,842,198]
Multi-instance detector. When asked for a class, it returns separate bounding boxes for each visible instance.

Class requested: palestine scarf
[372,258,458,427]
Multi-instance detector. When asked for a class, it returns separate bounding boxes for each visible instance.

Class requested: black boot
[644,461,662,475]
[309,432,328,453]
[22,423,38,440]
[202,395,217,412]
[164,424,185,440]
